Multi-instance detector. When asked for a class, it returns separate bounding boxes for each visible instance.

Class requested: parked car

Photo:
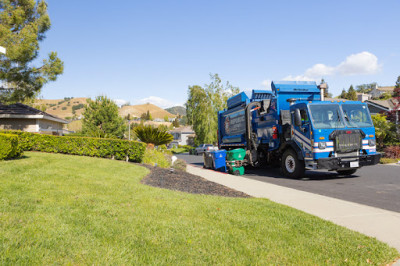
[194,144,217,155]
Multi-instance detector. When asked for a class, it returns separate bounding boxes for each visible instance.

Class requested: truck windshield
[340,104,373,128]
[309,104,345,129]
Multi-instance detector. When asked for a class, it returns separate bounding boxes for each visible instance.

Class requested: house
[356,93,371,102]
[0,103,68,135]
[369,85,395,99]
[365,98,400,115]
[169,126,195,147]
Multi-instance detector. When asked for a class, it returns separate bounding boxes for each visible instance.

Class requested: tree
[172,117,180,127]
[356,82,376,94]
[347,85,357,100]
[371,114,391,149]
[339,89,347,99]
[134,125,173,146]
[0,0,63,103]
[186,73,239,145]
[164,115,169,122]
[82,96,126,139]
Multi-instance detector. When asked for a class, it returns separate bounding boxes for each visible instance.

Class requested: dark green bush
[0,130,146,162]
[0,133,23,160]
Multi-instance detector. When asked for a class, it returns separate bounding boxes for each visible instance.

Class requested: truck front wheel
[281,149,305,179]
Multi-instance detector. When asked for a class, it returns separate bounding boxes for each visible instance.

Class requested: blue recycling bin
[212,150,227,172]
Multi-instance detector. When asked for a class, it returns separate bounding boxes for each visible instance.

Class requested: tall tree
[82,96,126,139]
[356,82,377,94]
[347,85,357,100]
[0,0,63,103]
[339,89,347,99]
[186,74,239,145]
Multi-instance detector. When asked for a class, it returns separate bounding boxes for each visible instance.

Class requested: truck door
[293,108,312,155]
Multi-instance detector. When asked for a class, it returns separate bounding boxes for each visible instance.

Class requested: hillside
[165,106,186,116]
[33,99,176,121]
[33,97,88,119]
[119,103,176,119]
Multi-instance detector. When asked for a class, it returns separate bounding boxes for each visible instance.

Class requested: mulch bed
[141,165,251,198]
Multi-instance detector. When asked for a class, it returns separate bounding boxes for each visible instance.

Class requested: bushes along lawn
[0,152,398,264]
[0,133,23,160]
[0,130,145,162]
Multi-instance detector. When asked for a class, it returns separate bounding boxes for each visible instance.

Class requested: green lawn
[0,152,398,264]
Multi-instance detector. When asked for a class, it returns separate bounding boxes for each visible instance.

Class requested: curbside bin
[211,150,227,172]
[203,151,214,169]
[227,149,246,175]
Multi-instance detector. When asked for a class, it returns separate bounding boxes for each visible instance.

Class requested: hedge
[0,133,23,160]
[0,130,146,162]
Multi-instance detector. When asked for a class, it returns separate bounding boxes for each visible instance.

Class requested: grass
[0,152,398,264]
[171,147,187,154]
[380,157,400,164]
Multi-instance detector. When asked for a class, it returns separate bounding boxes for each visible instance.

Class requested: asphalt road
[177,153,400,213]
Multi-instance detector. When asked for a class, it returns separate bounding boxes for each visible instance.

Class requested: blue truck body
[218,81,380,178]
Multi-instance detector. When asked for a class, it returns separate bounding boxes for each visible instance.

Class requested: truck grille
[334,133,362,153]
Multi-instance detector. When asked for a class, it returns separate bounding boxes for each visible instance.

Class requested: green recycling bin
[226,148,246,161]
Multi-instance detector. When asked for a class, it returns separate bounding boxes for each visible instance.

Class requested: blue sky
[38,0,400,108]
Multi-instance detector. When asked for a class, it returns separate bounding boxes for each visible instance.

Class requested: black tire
[337,169,357,176]
[281,149,305,179]
[233,170,240,176]
[194,150,198,155]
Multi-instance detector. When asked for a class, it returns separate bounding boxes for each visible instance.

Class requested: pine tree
[0,0,63,103]
[339,89,347,99]
[82,96,126,139]
[347,85,357,100]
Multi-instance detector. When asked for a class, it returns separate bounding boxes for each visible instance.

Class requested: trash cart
[226,149,246,175]
[203,151,214,169]
[211,150,227,172]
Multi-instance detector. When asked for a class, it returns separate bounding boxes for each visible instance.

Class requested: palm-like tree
[134,125,173,146]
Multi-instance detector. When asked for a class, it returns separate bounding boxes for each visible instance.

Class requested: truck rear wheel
[281,149,305,179]
[336,169,357,176]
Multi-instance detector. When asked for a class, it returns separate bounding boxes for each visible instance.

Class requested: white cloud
[283,51,381,81]
[336,51,380,75]
[113,99,128,107]
[136,96,183,109]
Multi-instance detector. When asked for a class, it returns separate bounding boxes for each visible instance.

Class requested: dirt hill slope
[33,98,88,119]
[119,103,176,119]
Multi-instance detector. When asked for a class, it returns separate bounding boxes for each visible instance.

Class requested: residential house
[0,103,68,135]
[356,93,371,102]
[169,126,195,147]
[369,85,395,99]
[365,98,400,115]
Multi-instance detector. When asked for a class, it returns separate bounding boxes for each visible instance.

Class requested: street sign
[0,46,6,54]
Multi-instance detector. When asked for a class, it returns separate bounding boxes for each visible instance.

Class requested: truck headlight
[368,139,376,147]
[318,142,326,149]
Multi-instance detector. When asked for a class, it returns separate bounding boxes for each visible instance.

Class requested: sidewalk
[187,165,400,256]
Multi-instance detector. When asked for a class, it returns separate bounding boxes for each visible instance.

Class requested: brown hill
[33,99,176,121]
[33,98,88,119]
[119,103,176,119]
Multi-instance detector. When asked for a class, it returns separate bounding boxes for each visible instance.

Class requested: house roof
[0,103,68,124]
[365,99,400,111]
[377,86,395,92]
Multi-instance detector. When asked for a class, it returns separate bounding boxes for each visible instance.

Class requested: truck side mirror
[294,109,302,127]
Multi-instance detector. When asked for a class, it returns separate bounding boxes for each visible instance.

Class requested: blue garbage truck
[217,81,381,178]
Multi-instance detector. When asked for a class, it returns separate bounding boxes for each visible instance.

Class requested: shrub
[173,159,187,171]
[142,148,171,168]
[62,107,67,110]
[134,125,173,146]
[383,145,400,159]
[0,133,23,160]
[0,130,145,162]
